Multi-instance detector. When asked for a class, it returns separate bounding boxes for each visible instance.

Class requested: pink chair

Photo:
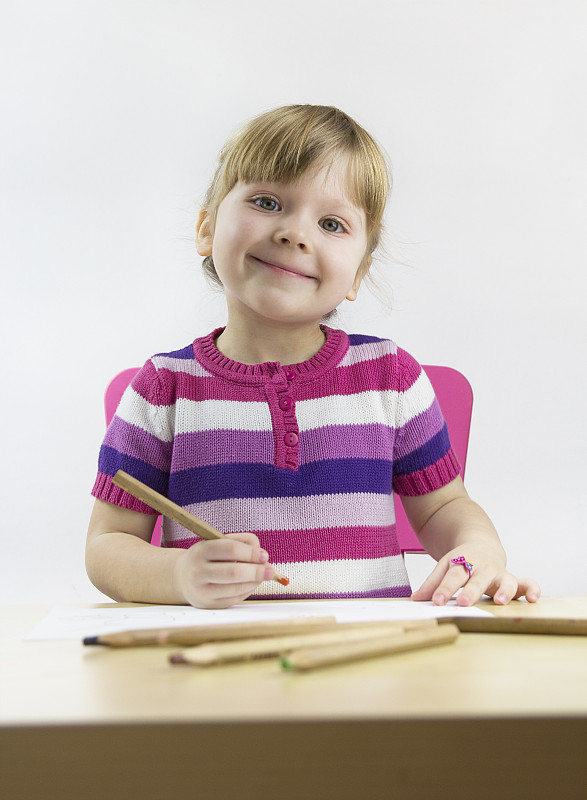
[396,366,473,552]
[104,365,472,553]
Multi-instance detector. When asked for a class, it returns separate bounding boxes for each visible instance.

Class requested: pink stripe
[130,345,423,405]
[257,526,401,562]
[162,525,400,562]
[131,363,264,406]
[91,472,156,515]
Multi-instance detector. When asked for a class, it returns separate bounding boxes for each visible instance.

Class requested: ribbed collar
[193,326,349,384]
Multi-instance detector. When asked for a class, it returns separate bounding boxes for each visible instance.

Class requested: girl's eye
[254,197,280,211]
[321,218,344,233]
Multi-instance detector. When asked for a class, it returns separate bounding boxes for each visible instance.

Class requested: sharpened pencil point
[277,577,289,586]
[83,636,100,646]
[280,657,294,670]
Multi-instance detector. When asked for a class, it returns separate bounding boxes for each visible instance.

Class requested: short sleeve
[91,359,175,514]
[391,349,461,496]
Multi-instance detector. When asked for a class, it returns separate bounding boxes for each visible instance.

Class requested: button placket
[264,366,300,470]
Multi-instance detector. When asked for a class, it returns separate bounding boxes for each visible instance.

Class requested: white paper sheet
[25,600,493,641]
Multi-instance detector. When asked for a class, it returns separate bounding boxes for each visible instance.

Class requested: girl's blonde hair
[201,104,391,287]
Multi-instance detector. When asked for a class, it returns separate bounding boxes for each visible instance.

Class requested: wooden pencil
[281,623,460,671]
[111,470,289,586]
[83,616,337,647]
[446,616,587,635]
[84,617,438,648]
[170,622,417,665]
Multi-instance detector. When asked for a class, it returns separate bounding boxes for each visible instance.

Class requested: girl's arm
[85,499,274,608]
[401,477,540,606]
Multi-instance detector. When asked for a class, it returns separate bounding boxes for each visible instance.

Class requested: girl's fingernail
[264,566,274,580]
[434,594,446,606]
[259,549,269,562]
[496,592,507,604]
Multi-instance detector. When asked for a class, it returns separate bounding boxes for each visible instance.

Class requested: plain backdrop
[2,0,585,603]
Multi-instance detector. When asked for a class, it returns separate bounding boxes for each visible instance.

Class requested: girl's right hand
[173,532,275,609]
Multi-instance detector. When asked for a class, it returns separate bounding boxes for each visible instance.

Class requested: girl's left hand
[411,546,541,606]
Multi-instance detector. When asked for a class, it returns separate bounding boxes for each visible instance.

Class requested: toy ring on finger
[450,555,474,579]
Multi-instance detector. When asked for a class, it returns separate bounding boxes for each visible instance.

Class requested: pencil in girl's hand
[111,470,289,586]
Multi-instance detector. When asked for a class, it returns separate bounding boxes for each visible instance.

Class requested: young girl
[86,104,540,610]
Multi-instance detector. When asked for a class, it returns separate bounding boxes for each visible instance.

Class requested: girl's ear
[196,208,213,256]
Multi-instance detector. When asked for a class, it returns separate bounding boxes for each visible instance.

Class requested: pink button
[279,396,293,411]
[285,368,296,380]
[283,431,298,447]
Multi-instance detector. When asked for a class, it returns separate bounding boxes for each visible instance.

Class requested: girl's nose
[272,217,310,250]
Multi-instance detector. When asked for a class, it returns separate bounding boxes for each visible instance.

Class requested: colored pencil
[170,622,422,666]
[446,616,587,635]
[83,616,337,647]
[83,616,437,648]
[281,623,460,671]
[111,470,289,586]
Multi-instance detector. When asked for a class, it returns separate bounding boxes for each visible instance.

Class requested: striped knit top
[92,326,461,599]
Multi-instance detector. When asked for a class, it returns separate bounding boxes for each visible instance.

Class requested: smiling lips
[251,255,315,280]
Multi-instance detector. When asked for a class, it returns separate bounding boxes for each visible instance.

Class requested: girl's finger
[200,558,272,586]
[511,577,541,603]
[430,560,478,606]
[457,570,515,607]
[195,536,268,566]
[410,560,450,601]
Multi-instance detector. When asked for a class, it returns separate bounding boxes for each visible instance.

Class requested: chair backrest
[104,365,473,553]
[395,366,473,552]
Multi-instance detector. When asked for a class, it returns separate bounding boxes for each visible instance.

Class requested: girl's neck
[215,319,327,365]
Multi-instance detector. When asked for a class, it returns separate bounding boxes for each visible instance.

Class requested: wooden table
[2,598,586,799]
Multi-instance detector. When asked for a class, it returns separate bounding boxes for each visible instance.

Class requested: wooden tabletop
[2,597,586,799]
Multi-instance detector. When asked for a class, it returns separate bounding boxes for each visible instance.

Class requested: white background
[2,1,585,603]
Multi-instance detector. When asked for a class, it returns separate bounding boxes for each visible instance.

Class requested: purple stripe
[394,450,461,496]
[300,423,395,463]
[104,417,172,471]
[394,424,452,477]
[170,424,395,470]
[252,586,412,600]
[393,400,445,459]
[97,446,169,496]
[168,459,393,505]
[172,429,274,469]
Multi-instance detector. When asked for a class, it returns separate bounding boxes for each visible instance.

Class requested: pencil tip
[277,577,290,586]
[83,636,100,646]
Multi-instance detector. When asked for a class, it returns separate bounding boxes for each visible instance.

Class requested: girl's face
[197,156,370,330]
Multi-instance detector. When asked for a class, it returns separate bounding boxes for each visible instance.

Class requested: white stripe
[296,371,435,431]
[338,338,397,367]
[115,387,175,442]
[152,354,213,378]
[174,398,273,434]
[163,493,396,537]
[251,554,409,596]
